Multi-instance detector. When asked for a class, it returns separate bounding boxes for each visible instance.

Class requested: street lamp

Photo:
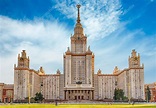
[146,88,148,102]
[27,81,32,104]
[40,82,43,103]
[128,83,131,103]
[10,91,12,103]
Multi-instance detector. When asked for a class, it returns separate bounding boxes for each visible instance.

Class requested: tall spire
[73,4,84,36]
[77,4,81,23]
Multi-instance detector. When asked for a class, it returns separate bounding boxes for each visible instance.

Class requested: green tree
[120,89,124,100]
[146,86,151,102]
[113,88,125,101]
[113,88,117,100]
[34,92,44,102]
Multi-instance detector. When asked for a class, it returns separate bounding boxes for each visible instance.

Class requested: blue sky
[0,0,156,84]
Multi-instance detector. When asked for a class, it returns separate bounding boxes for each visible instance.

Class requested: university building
[12,5,145,101]
[144,82,156,102]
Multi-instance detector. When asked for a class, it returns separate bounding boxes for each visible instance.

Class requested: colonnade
[64,90,93,100]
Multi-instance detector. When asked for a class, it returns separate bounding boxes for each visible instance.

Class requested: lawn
[0,104,156,108]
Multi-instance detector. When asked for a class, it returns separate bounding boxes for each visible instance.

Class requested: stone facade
[96,70,117,100]
[12,4,145,101]
[145,82,156,102]
[41,72,60,100]
[14,51,61,101]
[0,83,14,103]
[0,83,3,102]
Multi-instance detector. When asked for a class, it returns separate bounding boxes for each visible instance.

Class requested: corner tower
[64,4,94,100]
[128,49,145,100]
[14,50,30,101]
[129,49,142,68]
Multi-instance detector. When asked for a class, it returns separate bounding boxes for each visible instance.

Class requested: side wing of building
[14,50,63,101]
[94,50,145,100]
[40,73,61,100]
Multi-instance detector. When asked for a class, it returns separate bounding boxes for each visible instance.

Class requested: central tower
[63,4,94,100]
[71,4,86,53]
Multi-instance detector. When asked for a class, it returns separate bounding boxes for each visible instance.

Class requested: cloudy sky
[0,0,156,84]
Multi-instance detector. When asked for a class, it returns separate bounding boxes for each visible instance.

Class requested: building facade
[0,83,14,103]
[13,5,145,101]
[145,82,156,102]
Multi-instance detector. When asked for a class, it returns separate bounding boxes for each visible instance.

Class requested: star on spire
[77,4,81,23]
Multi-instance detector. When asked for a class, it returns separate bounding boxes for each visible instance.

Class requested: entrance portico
[64,89,94,100]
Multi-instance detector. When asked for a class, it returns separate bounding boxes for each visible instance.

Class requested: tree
[34,92,44,102]
[146,86,151,102]
[113,88,117,100]
[120,89,124,100]
[113,88,125,101]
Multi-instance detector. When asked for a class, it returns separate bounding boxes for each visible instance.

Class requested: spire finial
[77,4,81,23]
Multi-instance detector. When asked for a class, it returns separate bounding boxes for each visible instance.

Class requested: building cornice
[64,87,94,90]
[129,67,144,69]
[98,74,118,76]
[14,67,29,70]
[40,74,60,76]
[97,67,144,76]
[65,52,93,56]
[29,69,39,75]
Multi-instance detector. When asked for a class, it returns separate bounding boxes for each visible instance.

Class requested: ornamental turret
[16,50,30,68]
[129,49,143,68]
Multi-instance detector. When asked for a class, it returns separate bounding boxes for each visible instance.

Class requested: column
[92,91,94,100]
[68,91,70,100]
[90,91,93,100]
[72,90,73,100]
[88,90,89,100]
[66,91,68,100]
[64,91,66,100]
[72,90,74,100]
[76,90,78,100]
[74,90,75,100]
[80,90,82,99]
[84,90,86,100]
[89,90,92,100]
[81,90,83,99]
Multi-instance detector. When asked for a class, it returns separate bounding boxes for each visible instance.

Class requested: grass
[0,104,156,108]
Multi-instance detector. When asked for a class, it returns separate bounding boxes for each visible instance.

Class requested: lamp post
[10,91,12,103]
[114,81,117,101]
[40,82,43,103]
[146,88,148,102]
[128,83,131,103]
[28,83,31,104]
[27,73,32,104]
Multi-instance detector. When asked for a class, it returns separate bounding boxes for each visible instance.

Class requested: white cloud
[0,16,71,83]
[53,0,122,40]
